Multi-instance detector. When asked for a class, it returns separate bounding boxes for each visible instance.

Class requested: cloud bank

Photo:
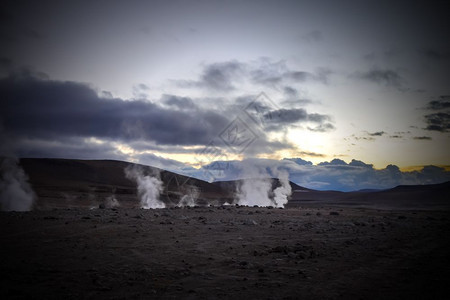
[0,70,336,161]
[198,158,450,192]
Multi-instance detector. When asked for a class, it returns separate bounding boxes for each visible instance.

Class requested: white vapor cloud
[124,165,164,209]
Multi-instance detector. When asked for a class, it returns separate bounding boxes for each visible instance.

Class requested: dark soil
[1,205,449,299]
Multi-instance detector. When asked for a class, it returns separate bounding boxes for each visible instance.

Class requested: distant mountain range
[19,158,450,210]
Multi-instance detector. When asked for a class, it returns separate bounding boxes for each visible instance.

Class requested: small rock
[329,211,339,216]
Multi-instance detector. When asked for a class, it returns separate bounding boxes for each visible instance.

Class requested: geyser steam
[0,157,35,211]
[177,185,199,207]
[272,169,291,207]
[125,166,165,209]
[237,177,272,207]
[236,163,292,208]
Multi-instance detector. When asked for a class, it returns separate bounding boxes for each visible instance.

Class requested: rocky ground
[1,205,450,299]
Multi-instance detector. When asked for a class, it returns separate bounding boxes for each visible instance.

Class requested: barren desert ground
[1,205,450,300]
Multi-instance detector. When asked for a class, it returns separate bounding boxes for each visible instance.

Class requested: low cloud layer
[198,158,450,192]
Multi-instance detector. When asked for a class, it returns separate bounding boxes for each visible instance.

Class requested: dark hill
[19,158,234,209]
[288,181,450,210]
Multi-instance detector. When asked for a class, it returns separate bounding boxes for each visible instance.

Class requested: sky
[1,0,449,190]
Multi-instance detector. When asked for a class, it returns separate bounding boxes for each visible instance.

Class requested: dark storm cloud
[421,96,450,132]
[261,108,334,132]
[413,136,432,140]
[0,72,304,163]
[351,131,387,142]
[174,61,244,91]
[162,94,197,110]
[426,96,450,110]
[0,72,230,146]
[265,108,308,124]
[367,131,385,137]
[354,68,403,89]
[199,61,244,91]
[423,112,450,132]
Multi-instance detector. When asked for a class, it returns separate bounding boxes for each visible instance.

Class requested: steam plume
[177,185,199,207]
[235,162,292,207]
[103,195,120,208]
[0,157,35,211]
[272,169,291,207]
[237,177,273,206]
[125,166,165,209]
[0,126,36,211]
